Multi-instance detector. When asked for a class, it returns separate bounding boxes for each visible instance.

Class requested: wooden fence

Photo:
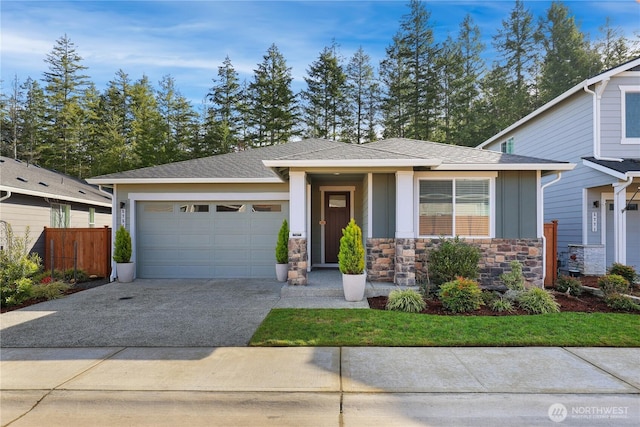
[44,226,111,278]
[544,220,558,286]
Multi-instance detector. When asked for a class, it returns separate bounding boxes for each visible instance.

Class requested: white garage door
[136,201,288,278]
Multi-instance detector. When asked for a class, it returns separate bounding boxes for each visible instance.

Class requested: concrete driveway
[0,279,283,347]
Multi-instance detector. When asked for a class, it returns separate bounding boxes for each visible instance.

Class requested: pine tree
[247,44,298,147]
[41,34,90,176]
[18,78,47,164]
[302,43,348,141]
[345,47,378,143]
[595,18,637,69]
[1,75,22,158]
[131,75,162,168]
[380,35,410,139]
[537,1,602,103]
[205,56,241,154]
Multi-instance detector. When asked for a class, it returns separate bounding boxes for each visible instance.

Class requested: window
[51,203,70,228]
[620,85,640,144]
[328,195,346,208]
[216,204,246,212]
[252,204,282,212]
[419,179,490,237]
[89,207,95,228]
[500,137,514,153]
[179,204,209,213]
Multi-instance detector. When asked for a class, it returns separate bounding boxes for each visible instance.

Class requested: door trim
[319,186,355,265]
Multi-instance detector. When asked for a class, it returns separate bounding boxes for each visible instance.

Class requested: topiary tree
[275,219,289,264]
[113,226,132,263]
[338,219,365,275]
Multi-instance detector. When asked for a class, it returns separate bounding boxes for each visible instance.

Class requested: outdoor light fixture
[120,201,126,209]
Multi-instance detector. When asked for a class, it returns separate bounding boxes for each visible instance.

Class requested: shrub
[481,291,498,305]
[598,274,630,297]
[0,226,41,307]
[438,277,484,313]
[31,281,71,300]
[555,275,583,296]
[62,268,88,283]
[517,287,560,314]
[604,294,640,312]
[608,263,637,285]
[491,298,515,313]
[500,261,525,291]
[275,219,289,264]
[503,289,523,302]
[113,226,132,263]
[428,237,480,285]
[386,289,426,313]
[338,219,365,275]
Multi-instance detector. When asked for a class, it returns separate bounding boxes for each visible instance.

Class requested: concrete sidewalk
[2,346,639,426]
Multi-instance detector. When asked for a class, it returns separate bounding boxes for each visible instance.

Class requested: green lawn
[249,309,640,347]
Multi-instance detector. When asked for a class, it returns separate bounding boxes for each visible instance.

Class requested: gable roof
[477,56,640,149]
[0,157,112,207]
[583,157,640,180]
[87,138,573,185]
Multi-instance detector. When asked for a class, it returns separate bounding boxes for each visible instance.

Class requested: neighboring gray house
[478,57,640,274]
[0,157,112,257]
[88,138,573,286]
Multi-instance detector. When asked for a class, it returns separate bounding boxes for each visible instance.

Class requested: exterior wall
[367,237,544,287]
[288,238,308,285]
[600,74,640,158]
[0,193,111,257]
[495,170,538,239]
[371,173,395,238]
[567,244,606,276]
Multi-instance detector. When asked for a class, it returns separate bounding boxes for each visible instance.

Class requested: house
[478,57,640,275]
[88,138,574,286]
[0,156,112,258]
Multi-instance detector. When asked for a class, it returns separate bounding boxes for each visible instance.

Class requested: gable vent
[39,181,49,187]
[17,177,28,183]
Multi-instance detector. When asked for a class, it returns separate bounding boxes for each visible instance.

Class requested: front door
[324,192,351,263]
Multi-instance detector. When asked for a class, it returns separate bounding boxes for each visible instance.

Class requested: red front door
[325,192,350,263]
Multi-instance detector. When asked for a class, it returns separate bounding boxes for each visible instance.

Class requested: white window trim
[414,172,496,238]
[619,85,640,144]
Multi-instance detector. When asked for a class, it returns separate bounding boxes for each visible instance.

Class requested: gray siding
[371,173,395,238]
[601,75,640,158]
[495,171,537,239]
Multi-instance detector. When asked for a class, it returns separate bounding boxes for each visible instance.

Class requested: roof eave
[262,159,443,168]
[583,159,640,180]
[86,177,284,185]
[431,163,576,172]
[0,185,112,207]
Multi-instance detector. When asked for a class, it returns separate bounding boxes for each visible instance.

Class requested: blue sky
[2,1,639,106]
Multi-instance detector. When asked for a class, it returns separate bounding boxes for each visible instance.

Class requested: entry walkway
[2,346,638,426]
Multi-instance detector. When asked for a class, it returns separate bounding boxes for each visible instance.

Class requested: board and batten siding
[371,173,396,238]
[600,75,640,158]
[494,171,538,239]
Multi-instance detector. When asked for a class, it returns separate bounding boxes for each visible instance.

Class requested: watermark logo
[548,403,568,423]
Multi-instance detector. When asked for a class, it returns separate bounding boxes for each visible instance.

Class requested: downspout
[540,172,563,287]
[612,176,633,264]
[583,79,623,162]
[0,190,11,202]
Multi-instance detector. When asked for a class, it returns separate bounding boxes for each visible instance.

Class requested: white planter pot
[275,263,288,282]
[342,272,367,301]
[116,262,135,283]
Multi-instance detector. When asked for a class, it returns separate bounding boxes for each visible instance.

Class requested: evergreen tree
[205,56,241,154]
[537,1,601,103]
[595,18,637,69]
[345,47,378,143]
[1,75,22,158]
[247,44,297,146]
[41,34,90,176]
[379,35,410,138]
[302,43,348,141]
[18,78,47,163]
[130,75,162,168]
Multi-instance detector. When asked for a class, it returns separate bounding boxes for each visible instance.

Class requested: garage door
[136,201,288,278]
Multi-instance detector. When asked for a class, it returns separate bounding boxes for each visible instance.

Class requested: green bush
[438,277,484,313]
[338,219,365,275]
[608,263,637,285]
[62,268,89,283]
[275,219,289,264]
[481,291,498,305]
[113,226,132,263]
[428,237,480,285]
[604,294,640,312]
[555,275,583,296]
[517,287,560,314]
[598,274,630,297]
[491,297,515,313]
[31,281,71,300]
[0,226,41,307]
[386,289,426,313]
[500,261,525,291]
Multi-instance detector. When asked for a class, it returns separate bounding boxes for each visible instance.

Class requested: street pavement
[1,278,639,426]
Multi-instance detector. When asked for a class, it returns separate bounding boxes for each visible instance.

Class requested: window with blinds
[419,178,490,237]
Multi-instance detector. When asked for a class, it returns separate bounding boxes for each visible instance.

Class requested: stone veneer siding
[366,238,544,287]
[567,244,606,276]
[288,238,308,285]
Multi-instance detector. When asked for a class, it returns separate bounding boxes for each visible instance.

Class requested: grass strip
[249,309,640,347]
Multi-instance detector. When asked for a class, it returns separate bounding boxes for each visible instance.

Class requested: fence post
[73,240,78,282]
[50,239,54,277]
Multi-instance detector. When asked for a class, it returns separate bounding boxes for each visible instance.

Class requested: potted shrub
[113,226,134,283]
[338,219,366,301]
[275,219,289,282]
